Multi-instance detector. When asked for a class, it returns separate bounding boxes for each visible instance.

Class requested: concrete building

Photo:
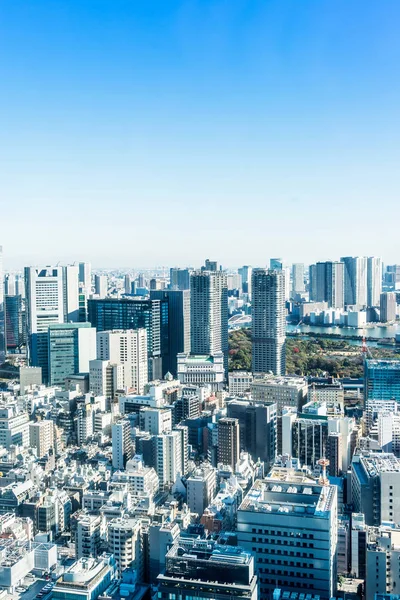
[0,539,35,588]
[0,404,29,449]
[154,428,187,485]
[97,329,148,394]
[79,262,92,297]
[113,455,159,497]
[94,274,108,298]
[148,521,180,585]
[240,265,253,299]
[228,371,253,395]
[89,359,124,398]
[4,294,23,352]
[139,407,172,435]
[29,420,54,458]
[112,420,132,470]
[367,257,382,307]
[351,513,366,579]
[62,265,80,322]
[170,267,191,290]
[76,513,104,559]
[48,323,96,386]
[108,517,141,576]
[19,366,42,392]
[190,270,228,374]
[157,537,258,600]
[52,555,115,600]
[237,469,338,600]
[366,524,400,600]
[218,417,240,469]
[292,263,305,295]
[380,292,397,323]
[315,261,344,309]
[186,464,217,516]
[177,351,225,390]
[251,269,286,375]
[341,256,368,307]
[351,451,400,525]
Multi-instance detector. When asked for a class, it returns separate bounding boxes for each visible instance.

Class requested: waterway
[286,323,400,347]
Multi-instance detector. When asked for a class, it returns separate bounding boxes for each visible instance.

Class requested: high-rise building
[190,270,228,373]
[96,329,148,394]
[0,246,3,362]
[150,289,190,377]
[239,265,253,299]
[88,297,169,380]
[89,359,124,398]
[270,258,282,270]
[308,263,317,301]
[79,262,92,297]
[315,261,344,308]
[203,258,218,272]
[4,295,23,353]
[367,257,382,307]
[29,420,54,458]
[341,256,368,307]
[251,269,286,375]
[237,469,338,600]
[25,266,65,382]
[76,514,104,559]
[153,428,188,485]
[4,274,16,296]
[364,359,400,403]
[292,263,305,295]
[170,267,191,290]
[48,323,97,386]
[112,420,132,470]
[365,524,400,600]
[157,537,258,600]
[186,464,217,516]
[380,292,397,323]
[62,265,80,322]
[218,417,240,469]
[94,274,108,298]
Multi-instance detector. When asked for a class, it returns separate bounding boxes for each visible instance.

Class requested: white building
[228,371,253,396]
[76,513,105,559]
[112,420,132,470]
[108,518,141,576]
[154,429,187,485]
[140,407,172,435]
[29,420,54,458]
[186,464,217,516]
[237,468,338,600]
[366,524,400,600]
[177,352,225,390]
[97,329,148,394]
[94,274,108,298]
[113,455,159,497]
[0,404,29,449]
[52,555,115,600]
[79,262,92,297]
[89,359,125,398]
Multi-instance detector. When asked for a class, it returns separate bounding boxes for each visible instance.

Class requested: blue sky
[1,0,400,269]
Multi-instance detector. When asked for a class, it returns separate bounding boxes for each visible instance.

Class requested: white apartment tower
[341,256,368,307]
[292,263,305,295]
[112,420,132,470]
[367,257,382,307]
[29,420,54,458]
[96,329,148,394]
[251,269,286,375]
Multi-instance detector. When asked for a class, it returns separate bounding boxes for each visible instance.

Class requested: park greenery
[228,328,400,377]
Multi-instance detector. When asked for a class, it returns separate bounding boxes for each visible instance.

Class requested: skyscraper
[112,419,133,470]
[292,263,305,295]
[251,269,286,375]
[79,262,92,297]
[25,266,65,382]
[341,256,368,307]
[94,274,108,298]
[0,246,4,362]
[4,295,23,353]
[190,270,228,374]
[88,297,169,380]
[364,359,400,404]
[367,256,382,307]
[150,289,191,377]
[62,265,80,322]
[309,263,317,301]
[239,265,253,299]
[270,258,283,270]
[380,292,397,323]
[316,261,344,308]
[217,417,240,469]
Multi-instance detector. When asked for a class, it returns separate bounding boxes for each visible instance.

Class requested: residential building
[190,270,228,374]
[341,256,368,307]
[89,359,125,397]
[292,263,305,295]
[169,267,191,290]
[239,265,253,299]
[367,257,382,307]
[270,258,282,270]
[29,420,54,458]
[237,469,338,600]
[94,274,108,298]
[96,329,148,393]
[0,404,29,449]
[62,265,80,322]
[76,513,104,559]
[309,264,317,301]
[48,323,96,386]
[112,420,132,470]
[157,537,258,600]
[186,463,217,516]
[108,518,142,577]
[251,269,286,375]
[315,261,344,309]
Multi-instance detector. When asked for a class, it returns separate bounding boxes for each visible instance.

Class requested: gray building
[292,263,305,295]
[237,469,338,600]
[251,269,286,376]
[315,261,344,309]
[341,256,367,307]
[380,292,397,323]
[218,417,240,469]
[157,537,258,600]
[190,270,228,374]
[367,256,382,307]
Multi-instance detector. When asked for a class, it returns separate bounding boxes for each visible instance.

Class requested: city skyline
[2,1,400,267]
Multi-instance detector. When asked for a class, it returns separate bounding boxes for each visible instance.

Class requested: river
[286,323,400,347]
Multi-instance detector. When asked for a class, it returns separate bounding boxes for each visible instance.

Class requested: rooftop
[358,452,400,476]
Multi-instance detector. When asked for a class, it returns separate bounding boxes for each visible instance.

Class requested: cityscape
[2,1,400,600]
[0,253,400,600]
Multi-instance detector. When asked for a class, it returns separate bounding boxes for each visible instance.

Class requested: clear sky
[1,0,400,269]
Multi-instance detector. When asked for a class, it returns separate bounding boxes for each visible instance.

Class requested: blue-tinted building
[48,323,96,386]
[364,359,400,403]
[88,297,169,380]
[4,295,23,353]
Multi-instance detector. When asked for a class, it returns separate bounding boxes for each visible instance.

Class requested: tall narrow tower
[251,268,286,375]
